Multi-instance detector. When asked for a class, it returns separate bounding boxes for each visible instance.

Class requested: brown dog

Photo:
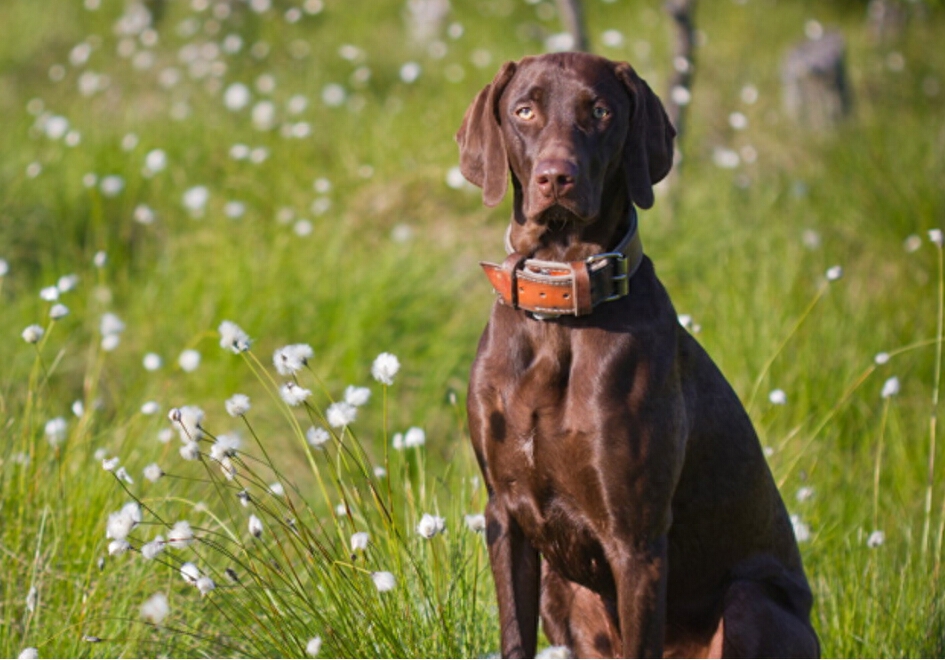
[457,53,819,659]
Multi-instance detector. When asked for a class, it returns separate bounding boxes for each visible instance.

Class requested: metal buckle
[586,252,629,302]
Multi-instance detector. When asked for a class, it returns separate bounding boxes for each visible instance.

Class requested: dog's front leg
[607,535,669,658]
[486,499,541,659]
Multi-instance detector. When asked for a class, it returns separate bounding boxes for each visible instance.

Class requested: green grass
[1,0,944,657]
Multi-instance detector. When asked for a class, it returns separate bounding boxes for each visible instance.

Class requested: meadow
[1,0,944,657]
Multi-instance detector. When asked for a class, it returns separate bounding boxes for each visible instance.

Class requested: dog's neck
[507,176,633,263]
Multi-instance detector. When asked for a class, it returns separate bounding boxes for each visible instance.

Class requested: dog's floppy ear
[614,63,676,210]
[455,61,517,207]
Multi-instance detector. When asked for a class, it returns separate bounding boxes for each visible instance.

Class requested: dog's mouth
[534,202,593,228]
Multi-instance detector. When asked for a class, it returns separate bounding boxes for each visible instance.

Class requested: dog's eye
[593,105,611,120]
[515,106,535,120]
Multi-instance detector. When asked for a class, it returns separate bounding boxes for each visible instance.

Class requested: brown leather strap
[480,208,643,317]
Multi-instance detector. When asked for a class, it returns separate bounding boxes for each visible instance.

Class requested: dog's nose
[534,160,578,198]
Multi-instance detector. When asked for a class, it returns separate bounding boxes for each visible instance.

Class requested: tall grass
[1,0,944,657]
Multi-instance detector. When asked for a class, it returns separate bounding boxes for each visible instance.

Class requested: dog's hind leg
[540,564,621,659]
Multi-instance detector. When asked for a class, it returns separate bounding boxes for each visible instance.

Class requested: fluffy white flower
[168,521,194,549]
[101,333,120,352]
[881,376,901,399]
[344,385,371,407]
[371,571,396,592]
[392,432,405,450]
[178,349,201,372]
[416,513,445,539]
[218,320,251,353]
[196,575,215,595]
[825,265,843,282]
[929,229,944,247]
[40,285,59,301]
[102,456,120,472]
[795,486,814,503]
[248,514,263,538]
[45,417,67,446]
[225,393,251,417]
[183,186,209,215]
[141,535,165,560]
[280,382,312,406]
[269,482,285,496]
[223,82,251,111]
[49,303,69,320]
[100,312,125,336]
[141,592,169,624]
[874,352,891,365]
[180,441,200,461]
[115,466,134,484]
[143,463,163,483]
[790,514,810,543]
[306,636,322,657]
[371,352,400,385]
[326,401,357,428]
[273,343,313,375]
[106,503,141,540]
[169,405,204,441]
[464,513,486,533]
[22,324,45,344]
[107,539,130,555]
[220,456,237,480]
[141,401,160,415]
[18,648,39,660]
[768,389,787,406]
[180,562,200,585]
[350,531,369,551]
[210,433,241,461]
[143,149,167,175]
[143,353,162,370]
[306,426,330,448]
[867,530,885,548]
[404,426,426,448]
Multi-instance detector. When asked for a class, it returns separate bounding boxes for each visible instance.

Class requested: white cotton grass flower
[790,514,811,543]
[40,285,59,302]
[26,585,38,612]
[141,535,165,560]
[141,592,169,625]
[795,486,814,503]
[929,228,944,247]
[269,482,285,496]
[344,385,371,407]
[867,530,886,548]
[49,303,69,320]
[219,456,237,480]
[306,426,330,448]
[108,539,130,556]
[44,417,67,446]
[106,502,141,541]
[143,463,163,483]
[143,149,167,176]
[273,343,313,375]
[881,376,901,399]
[224,82,252,111]
[56,274,78,292]
[768,389,787,406]
[210,433,241,461]
[101,333,120,352]
[371,571,396,592]
[180,441,200,461]
[825,265,843,282]
[196,576,215,595]
[143,353,162,370]
[141,401,160,415]
[306,636,322,657]
[93,251,107,268]
[350,531,369,552]
[371,352,400,385]
[180,562,200,585]
[168,521,194,549]
[100,312,125,336]
[237,490,251,507]
[219,320,251,353]
[115,466,134,484]
[22,324,45,344]
[248,514,263,538]
[102,456,120,472]
[326,401,357,428]
[18,648,39,660]
[183,186,209,216]
[226,393,251,417]
[178,349,201,372]
[416,513,446,539]
[875,352,891,365]
[464,513,486,533]
[280,382,312,407]
[404,426,426,447]
[0,258,8,277]
[169,405,204,441]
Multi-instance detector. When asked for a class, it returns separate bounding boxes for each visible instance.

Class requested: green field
[1,0,944,657]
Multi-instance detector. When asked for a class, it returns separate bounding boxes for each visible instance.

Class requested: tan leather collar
[480,208,643,318]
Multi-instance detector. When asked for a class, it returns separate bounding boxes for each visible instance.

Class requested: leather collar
[480,208,643,318]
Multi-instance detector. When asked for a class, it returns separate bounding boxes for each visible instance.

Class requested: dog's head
[456,53,675,223]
